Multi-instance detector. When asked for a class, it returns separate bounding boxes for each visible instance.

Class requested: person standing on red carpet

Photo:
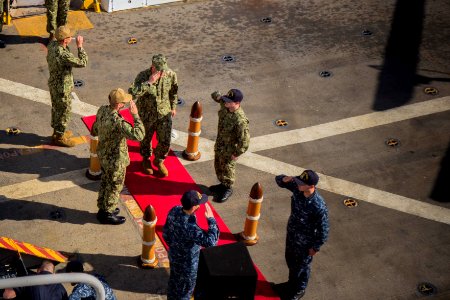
[92,88,145,225]
[128,54,178,177]
[163,190,219,300]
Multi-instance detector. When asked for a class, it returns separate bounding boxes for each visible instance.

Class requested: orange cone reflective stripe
[238,183,263,246]
[140,205,158,268]
[182,101,202,161]
[86,135,101,180]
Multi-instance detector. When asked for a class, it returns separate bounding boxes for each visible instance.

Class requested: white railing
[0,273,105,300]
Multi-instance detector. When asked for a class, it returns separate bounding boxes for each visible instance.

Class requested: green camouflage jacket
[47,41,88,94]
[214,100,250,157]
[92,106,145,167]
[128,68,178,119]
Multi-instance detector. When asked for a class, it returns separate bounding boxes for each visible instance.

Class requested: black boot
[0,40,5,48]
[213,186,233,203]
[209,183,223,192]
[97,210,125,225]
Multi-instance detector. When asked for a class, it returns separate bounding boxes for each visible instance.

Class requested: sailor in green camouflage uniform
[92,88,145,225]
[47,25,88,147]
[128,54,178,177]
[0,0,6,48]
[210,89,250,203]
[45,0,70,40]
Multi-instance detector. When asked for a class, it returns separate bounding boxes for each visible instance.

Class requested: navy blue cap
[66,260,84,273]
[181,190,208,209]
[293,170,319,186]
[221,89,243,103]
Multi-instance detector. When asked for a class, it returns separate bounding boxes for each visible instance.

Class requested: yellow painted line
[13,11,94,37]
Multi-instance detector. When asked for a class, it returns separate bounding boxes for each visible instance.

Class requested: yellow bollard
[182,101,202,161]
[238,183,263,246]
[140,205,158,268]
[2,12,11,25]
[85,135,102,180]
[81,0,101,13]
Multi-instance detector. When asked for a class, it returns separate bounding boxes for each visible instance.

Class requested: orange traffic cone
[182,101,202,161]
[238,183,263,246]
[139,205,158,268]
[85,135,101,180]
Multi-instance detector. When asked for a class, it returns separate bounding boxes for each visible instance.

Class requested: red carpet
[82,110,278,299]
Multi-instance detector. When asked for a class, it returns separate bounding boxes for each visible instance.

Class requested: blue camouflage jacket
[69,274,116,300]
[163,206,219,269]
[275,175,329,251]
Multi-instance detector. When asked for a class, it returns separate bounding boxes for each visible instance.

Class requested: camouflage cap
[55,25,76,41]
[109,88,132,106]
[152,54,167,71]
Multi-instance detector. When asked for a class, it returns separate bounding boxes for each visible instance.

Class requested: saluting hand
[308,248,318,256]
[129,99,138,115]
[282,176,293,183]
[204,203,214,219]
[148,65,162,84]
[76,36,84,48]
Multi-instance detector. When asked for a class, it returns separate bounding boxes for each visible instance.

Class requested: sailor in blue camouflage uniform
[163,190,219,300]
[66,260,117,300]
[275,170,329,300]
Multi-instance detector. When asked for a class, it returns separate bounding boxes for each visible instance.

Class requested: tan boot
[157,160,168,177]
[52,133,76,147]
[52,130,72,138]
[142,159,153,175]
[63,130,73,138]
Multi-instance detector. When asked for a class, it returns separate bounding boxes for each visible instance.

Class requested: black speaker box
[195,242,257,300]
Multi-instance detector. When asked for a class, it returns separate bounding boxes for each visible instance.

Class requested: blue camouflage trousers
[214,152,236,188]
[49,87,71,135]
[140,114,172,163]
[167,261,198,300]
[285,246,313,291]
[97,163,125,213]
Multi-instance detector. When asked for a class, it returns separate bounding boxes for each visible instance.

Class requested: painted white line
[171,131,216,165]
[1,77,448,224]
[0,78,98,116]
[238,152,450,225]
[0,169,93,200]
[250,96,450,152]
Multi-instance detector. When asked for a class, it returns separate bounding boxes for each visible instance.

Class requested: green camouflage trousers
[140,114,172,163]
[97,164,126,213]
[50,87,71,135]
[214,152,236,188]
[0,0,4,32]
[45,0,69,35]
